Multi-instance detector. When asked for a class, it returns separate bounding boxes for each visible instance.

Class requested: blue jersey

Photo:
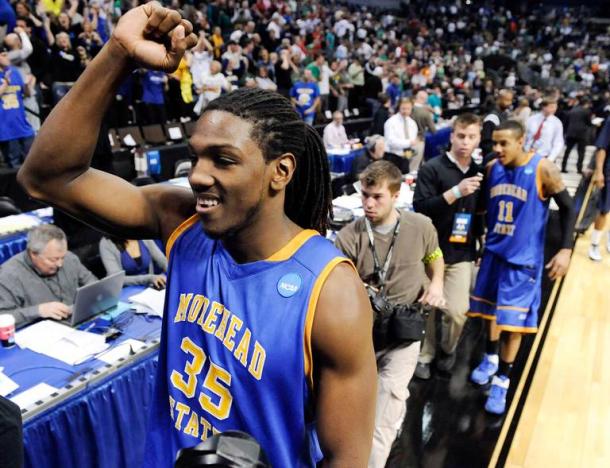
[142,70,166,105]
[144,216,349,467]
[485,154,549,266]
[290,81,320,118]
[0,65,34,142]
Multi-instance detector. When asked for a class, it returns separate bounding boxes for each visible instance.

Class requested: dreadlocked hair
[204,88,332,234]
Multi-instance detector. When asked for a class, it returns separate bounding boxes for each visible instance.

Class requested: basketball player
[468,120,575,414]
[18,3,377,466]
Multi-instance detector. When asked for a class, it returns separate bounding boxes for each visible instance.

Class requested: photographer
[335,161,445,468]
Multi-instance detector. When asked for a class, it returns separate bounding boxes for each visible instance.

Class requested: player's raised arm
[313,263,377,466]
[18,2,198,241]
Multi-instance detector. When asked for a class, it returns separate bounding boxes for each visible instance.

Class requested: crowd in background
[1,0,610,145]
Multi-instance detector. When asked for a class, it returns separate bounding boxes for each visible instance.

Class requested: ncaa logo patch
[277,273,302,298]
[524,168,534,175]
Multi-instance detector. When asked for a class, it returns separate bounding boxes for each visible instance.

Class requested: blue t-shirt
[290,81,320,118]
[142,70,166,105]
[0,66,35,142]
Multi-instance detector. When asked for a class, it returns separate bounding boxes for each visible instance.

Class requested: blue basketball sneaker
[485,375,510,414]
[470,354,499,385]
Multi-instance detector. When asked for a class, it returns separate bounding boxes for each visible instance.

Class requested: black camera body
[367,288,430,351]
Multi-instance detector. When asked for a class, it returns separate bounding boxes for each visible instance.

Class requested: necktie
[533,117,547,142]
[403,116,410,139]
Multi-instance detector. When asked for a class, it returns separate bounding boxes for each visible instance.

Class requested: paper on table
[129,287,166,317]
[332,195,362,210]
[10,383,58,410]
[0,371,19,397]
[122,133,137,146]
[15,320,73,349]
[15,320,109,366]
[168,127,183,140]
[96,339,146,364]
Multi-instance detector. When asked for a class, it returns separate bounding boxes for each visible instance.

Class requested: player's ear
[269,153,296,192]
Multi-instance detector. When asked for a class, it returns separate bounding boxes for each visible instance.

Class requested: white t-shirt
[191,51,213,89]
[201,73,229,102]
[319,64,331,95]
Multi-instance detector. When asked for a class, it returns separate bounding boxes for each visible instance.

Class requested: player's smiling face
[188,111,273,240]
[492,129,524,167]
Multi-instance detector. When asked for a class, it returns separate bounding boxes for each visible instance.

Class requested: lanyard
[365,212,401,292]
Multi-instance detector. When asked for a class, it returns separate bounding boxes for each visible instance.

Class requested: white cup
[0,314,16,348]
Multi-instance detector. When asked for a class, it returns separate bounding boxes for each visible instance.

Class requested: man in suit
[562,97,592,174]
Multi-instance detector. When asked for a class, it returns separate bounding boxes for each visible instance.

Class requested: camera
[175,431,269,468]
[366,286,430,350]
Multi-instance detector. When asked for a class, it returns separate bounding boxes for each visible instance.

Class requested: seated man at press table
[0,224,97,327]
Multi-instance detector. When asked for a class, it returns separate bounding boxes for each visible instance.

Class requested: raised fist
[111,1,197,72]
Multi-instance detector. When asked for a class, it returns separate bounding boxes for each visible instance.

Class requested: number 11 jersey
[485,153,549,266]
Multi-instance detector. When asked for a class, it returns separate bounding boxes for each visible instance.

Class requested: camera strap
[365,211,401,293]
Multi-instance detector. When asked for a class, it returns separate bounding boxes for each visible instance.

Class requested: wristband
[452,185,463,199]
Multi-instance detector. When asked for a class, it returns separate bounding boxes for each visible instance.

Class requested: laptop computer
[67,271,126,327]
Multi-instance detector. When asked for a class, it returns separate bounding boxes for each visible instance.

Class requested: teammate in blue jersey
[18,3,377,466]
[0,46,35,168]
[468,120,575,414]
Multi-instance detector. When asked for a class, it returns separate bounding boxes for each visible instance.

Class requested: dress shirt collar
[445,151,471,174]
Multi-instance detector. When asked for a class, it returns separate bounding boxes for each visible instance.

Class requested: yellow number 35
[170,337,233,420]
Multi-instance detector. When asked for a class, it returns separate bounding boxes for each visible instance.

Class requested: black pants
[0,396,23,468]
[562,136,586,172]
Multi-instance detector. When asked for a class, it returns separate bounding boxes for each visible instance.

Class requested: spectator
[524,96,564,163]
[274,47,297,97]
[413,113,483,379]
[329,59,350,112]
[323,110,348,148]
[370,93,391,136]
[0,224,97,327]
[0,45,34,168]
[46,29,85,103]
[190,31,214,91]
[194,60,228,114]
[562,97,591,174]
[363,61,383,116]
[349,134,387,181]
[347,57,364,110]
[480,89,514,158]
[411,90,436,138]
[3,25,39,130]
[384,97,419,172]
[255,47,274,81]
[427,86,442,122]
[210,26,223,59]
[140,69,168,124]
[385,74,402,110]
[99,237,167,288]
[254,66,276,91]
[290,68,320,125]
[512,97,532,126]
[335,160,444,468]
